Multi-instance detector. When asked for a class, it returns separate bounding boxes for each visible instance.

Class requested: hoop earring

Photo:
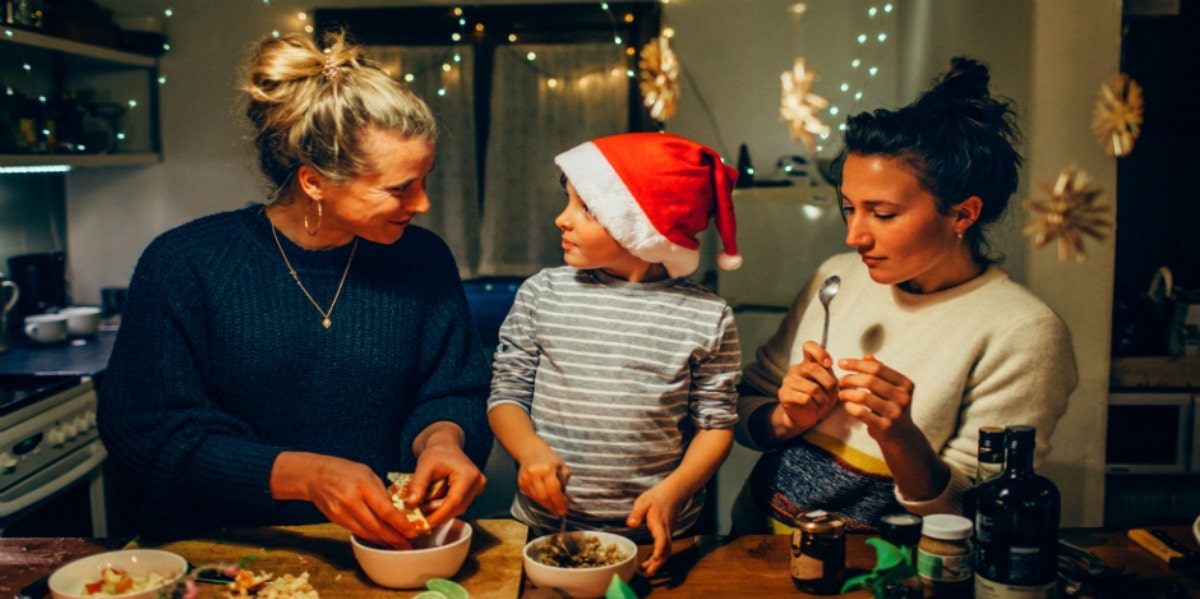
[304,199,323,237]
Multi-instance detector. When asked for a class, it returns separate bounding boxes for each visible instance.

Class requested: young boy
[487,132,743,576]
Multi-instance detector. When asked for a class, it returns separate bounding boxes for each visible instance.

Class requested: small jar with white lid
[917,513,974,597]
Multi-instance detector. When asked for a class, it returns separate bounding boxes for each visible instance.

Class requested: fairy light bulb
[526,52,537,61]
[857,33,867,44]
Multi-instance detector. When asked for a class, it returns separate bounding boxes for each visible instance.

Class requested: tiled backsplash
[0,174,67,276]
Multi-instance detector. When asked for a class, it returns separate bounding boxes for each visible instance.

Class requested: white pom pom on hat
[553,132,742,278]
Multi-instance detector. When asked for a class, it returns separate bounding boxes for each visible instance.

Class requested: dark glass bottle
[973,425,1060,599]
[878,513,923,599]
[963,425,1006,522]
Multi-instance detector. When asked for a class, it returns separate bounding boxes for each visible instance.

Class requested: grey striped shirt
[488,266,740,539]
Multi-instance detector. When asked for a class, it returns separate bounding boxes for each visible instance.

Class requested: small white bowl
[523,531,638,599]
[59,306,103,337]
[48,549,187,599]
[350,519,473,589]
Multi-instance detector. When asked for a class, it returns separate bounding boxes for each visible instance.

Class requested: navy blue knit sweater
[98,205,492,538]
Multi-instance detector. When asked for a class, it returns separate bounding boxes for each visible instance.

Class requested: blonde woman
[99,31,490,548]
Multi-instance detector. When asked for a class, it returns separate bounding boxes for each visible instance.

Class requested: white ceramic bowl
[60,306,103,336]
[48,549,187,599]
[350,519,472,589]
[523,531,638,599]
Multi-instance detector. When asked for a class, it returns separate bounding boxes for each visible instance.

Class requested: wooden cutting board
[130,519,528,598]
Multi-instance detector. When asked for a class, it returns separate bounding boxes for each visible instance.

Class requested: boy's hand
[626,484,684,577]
[516,447,570,516]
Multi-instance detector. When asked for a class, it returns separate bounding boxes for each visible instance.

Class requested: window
[315,3,662,276]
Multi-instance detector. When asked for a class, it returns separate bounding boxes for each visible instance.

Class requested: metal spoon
[818,275,841,348]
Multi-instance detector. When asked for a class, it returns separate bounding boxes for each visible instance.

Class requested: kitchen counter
[0,330,115,377]
[3,522,1196,598]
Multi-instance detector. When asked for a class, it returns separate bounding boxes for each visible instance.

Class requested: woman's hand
[627,483,684,577]
[774,341,841,436]
[515,446,570,517]
[271,452,421,550]
[835,354,919,441]
[837,354,950,500]
[410,422,488,530]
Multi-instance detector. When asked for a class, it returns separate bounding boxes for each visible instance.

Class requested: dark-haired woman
[731,57,1078,532]
[98,31,491,547]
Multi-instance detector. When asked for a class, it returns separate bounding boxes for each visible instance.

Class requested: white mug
[24,313,69,345]
[59,305,103,337]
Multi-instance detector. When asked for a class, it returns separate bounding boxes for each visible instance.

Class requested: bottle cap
[921,514,973,540]
[1005,425,1036,450]
[794,509,846,533]
[880,512,923,546]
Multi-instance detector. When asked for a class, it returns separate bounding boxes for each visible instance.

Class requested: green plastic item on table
[605,573,638,599]
[840,537,921,598]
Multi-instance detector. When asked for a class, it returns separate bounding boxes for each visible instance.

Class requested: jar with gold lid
[790,509,846,595]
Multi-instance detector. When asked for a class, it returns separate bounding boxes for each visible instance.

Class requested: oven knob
[63,422,79,440]
[0,452,17,474]
[74,415,90,432]
[48,428,66,447]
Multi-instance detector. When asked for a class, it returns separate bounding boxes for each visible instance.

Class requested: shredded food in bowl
[537,535,628,568]
[82,567,170,596]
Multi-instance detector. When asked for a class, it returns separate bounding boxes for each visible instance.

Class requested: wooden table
[3,523,1197,598]
[611,526,1200,598]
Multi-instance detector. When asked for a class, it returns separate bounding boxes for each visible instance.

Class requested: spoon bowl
[818,275,841,348]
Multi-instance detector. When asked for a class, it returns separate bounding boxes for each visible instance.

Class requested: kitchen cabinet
[0,26,159,168]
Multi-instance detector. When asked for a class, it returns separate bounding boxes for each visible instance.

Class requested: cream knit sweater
[737,252,1078,524]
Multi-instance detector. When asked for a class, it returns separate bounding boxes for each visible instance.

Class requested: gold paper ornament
[780,57,830,155]
[1092,73,1144,157]
[1023,168,1112,263]
[638,33,680,123]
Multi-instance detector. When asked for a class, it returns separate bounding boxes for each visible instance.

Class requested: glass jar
[790,510,846,595]
[918,513,974,597]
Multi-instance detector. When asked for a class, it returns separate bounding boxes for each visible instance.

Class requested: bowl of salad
[48,549,187,599]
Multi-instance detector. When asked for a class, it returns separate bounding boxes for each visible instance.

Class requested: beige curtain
[369,45,480,276]
[477,42,630,276]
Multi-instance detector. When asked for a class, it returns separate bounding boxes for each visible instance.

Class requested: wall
[21,0,1116,527]
[1023,0,1121,530]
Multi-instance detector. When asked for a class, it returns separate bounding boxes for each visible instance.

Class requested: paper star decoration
[1092,73,1144,157]
[1023,168,1113,263]
[780,57,830,154]
[638,32,680,123]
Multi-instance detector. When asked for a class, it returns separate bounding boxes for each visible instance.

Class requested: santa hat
[554,132,741,278]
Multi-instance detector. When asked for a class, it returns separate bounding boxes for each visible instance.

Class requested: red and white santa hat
[554,132,741,278]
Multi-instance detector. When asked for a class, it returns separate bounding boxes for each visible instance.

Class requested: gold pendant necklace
[270,225,358,329]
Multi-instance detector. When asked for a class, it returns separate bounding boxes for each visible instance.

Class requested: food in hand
[82,567,169,595]
[387,472,447,534]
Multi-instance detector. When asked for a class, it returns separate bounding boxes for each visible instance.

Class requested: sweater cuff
[734,394,776,453]
[191,437,283,510]
[894,466,973,517]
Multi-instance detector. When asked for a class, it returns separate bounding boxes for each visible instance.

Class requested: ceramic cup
[59,306,102,337]
[24,313,69,345]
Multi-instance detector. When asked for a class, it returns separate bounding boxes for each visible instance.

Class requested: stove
[0,375,107,536]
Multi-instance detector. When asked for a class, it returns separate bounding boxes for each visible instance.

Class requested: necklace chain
[270,224,358,329]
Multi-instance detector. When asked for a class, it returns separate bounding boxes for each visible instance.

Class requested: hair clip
[322,59,339,79]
